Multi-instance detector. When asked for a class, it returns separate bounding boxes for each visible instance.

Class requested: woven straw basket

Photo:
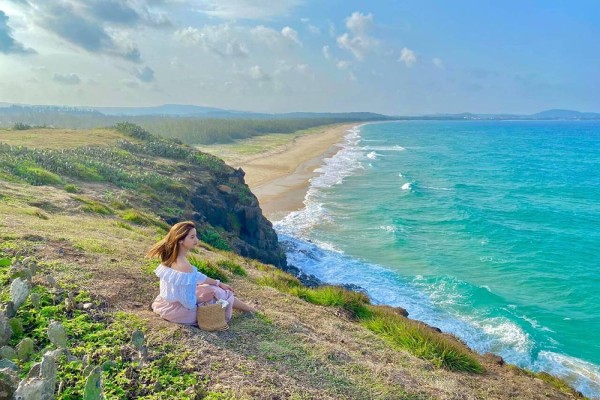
[197,303,228,331]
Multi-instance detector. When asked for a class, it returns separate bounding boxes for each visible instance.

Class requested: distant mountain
[0,102,390,120]
[94,103,248,116]
[410,109,600,120]
[529,109,600,119]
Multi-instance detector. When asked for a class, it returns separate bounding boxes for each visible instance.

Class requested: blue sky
[0,0,598,115]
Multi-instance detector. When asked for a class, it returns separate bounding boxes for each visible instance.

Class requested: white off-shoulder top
[154,264,207,310]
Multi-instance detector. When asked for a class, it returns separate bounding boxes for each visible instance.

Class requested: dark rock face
[187,167,287,268]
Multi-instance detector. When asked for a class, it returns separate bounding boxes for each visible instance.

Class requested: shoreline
[235,123,356,221]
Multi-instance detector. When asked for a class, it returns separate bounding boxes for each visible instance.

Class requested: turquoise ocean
[275,121,600,398]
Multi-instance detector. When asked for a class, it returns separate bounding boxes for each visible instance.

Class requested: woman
[149,221,256,325]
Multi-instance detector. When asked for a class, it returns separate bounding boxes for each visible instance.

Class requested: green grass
[199,228,231,251]
[188,256,229,283]
[64,184,81,193]
[256,269,484,373]
[362,308,483,373]
[73,238,113,254]
[72,196,114,215]
[12,161,63,185]
[216,259,247,276]
[121,209,168,230]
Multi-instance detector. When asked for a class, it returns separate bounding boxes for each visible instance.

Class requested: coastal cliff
[0,122,287,268]
[0,125,586,399]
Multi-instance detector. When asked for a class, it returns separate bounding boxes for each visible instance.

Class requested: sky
[0,0,599,115]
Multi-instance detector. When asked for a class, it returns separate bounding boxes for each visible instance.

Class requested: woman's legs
[233,298,256,313]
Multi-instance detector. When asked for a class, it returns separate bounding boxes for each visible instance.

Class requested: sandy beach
[232,123,356,221]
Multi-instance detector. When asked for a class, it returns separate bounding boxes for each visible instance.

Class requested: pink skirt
[152,284,235,325]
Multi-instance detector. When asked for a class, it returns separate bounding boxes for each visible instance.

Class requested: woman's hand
[218,282,233,292]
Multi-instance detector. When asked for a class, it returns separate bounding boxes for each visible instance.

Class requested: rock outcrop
[189,167,286,268]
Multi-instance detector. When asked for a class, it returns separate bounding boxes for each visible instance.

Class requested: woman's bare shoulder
[170,258,194,273]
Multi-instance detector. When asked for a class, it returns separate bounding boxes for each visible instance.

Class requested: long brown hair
[146,221,195,267]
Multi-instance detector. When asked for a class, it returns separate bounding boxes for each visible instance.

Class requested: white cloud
[174,26,202,45]
[433,57,444,69]
[191,0,304,20]
[336,60,351,70]
[300,18,320,35]
[336,12,377,60]
[327,20,336,37]
[337,32,375,61]
[322,45,331,59]
[296,64,309,74]
[346,11,373,34]
[281,26,301,45]
[249,65,270,81]
[174,25,249,58]
[251,25,283,47]
[399,47,417,67]
[348,71,357,81]
[251,25,299,49]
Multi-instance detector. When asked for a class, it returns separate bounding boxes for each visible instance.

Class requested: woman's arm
[204,276,233,292]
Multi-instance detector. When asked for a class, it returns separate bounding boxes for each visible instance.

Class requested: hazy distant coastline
[1,102,600,121]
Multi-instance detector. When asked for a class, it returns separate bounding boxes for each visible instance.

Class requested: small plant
[64,184,81,193]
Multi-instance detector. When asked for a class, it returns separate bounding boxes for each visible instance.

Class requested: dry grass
[0,127,127,149]
[0,154,587,399]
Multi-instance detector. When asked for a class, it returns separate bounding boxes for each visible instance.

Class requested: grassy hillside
[0,126,586,399]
